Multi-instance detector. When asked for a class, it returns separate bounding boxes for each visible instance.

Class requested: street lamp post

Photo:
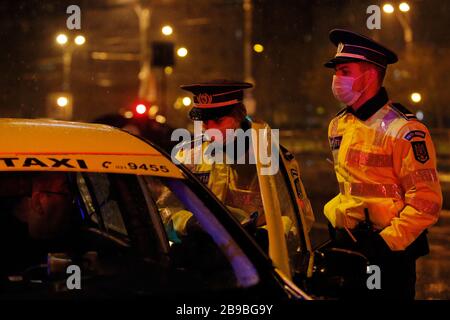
[55,33,86,119]
[243,0,256,115]
[397,3,413,45]
[62,49,73,91]
[56,33,86,91]
[383,2,413,46]
[134,3,157,106]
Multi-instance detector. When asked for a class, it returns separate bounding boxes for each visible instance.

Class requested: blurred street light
[162,25,173,36]
[47,92,73,120]
[164,66,173,75]
[182,97,192,106]
[124,111,134,119]
[316,106,325,115]
[177,47,188,58]
[56,96,69,107]
[74,35,86,46]
[399,2,410,12]
[416,111,424,120]
[383,3,395,14]
[253,44,264,53]
[411,92,422,103]
[173,98,183,110]
[156,115,166,124]
[149,105,159,117]
[56,33,68,45]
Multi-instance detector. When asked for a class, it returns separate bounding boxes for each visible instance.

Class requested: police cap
[324,29,398,69]
[180,79,253,121]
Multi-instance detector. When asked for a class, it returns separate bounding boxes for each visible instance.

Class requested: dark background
[0,0,449,299]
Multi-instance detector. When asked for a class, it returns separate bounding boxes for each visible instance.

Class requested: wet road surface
[416,210,450,299]
[308,210,450,300]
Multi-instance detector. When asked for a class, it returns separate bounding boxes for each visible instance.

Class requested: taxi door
[250,121,315,283]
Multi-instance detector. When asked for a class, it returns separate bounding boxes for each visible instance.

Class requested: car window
[0,171,260,296]
[143,176,260,289]
[77,173,128,238]
[272,166,306,277]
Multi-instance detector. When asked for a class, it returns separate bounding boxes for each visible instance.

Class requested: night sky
[0,0,449,129]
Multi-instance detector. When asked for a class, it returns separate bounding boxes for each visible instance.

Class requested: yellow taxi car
[0,118,313,301]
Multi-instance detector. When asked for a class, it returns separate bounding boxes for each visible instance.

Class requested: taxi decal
[0,154,185,178]
[0,157,88,169]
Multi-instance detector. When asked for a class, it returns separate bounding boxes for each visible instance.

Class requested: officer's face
[203,115,240,144]
[335,62,374,92]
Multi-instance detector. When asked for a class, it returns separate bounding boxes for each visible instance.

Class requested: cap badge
[337,42,344,54]
[198,93,213,105]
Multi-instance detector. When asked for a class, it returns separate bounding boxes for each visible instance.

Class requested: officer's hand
[185,216,203,235]
[227,206,250,224]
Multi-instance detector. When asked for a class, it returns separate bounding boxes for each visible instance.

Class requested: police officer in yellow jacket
[171,80,267,236]
[324,29,442,299]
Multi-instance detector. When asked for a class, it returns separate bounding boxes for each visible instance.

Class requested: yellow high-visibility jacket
[324,88,442,251]
[180,143,264,222]
[173,124,265,233]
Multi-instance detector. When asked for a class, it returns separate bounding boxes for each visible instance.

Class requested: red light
[135,103,147,115]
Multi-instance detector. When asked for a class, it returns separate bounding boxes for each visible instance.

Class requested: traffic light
[131,101,152,118]
[135,103,147,115]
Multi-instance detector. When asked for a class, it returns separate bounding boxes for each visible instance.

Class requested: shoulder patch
[404,130,426,141]
[329,136,343,151]
[411,141,430,164]
[390,103,417,120]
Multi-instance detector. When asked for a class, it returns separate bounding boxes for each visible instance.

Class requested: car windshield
[0,170,259,297]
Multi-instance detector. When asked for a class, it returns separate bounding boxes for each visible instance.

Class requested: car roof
[0,118,184,178]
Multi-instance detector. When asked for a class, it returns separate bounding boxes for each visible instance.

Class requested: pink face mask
[332,71,373,106]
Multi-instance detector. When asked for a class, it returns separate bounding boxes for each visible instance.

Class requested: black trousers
[369,250,416,300]
[331,226,419,300]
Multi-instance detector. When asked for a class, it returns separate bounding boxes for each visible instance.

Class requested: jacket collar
[347,87,389,121]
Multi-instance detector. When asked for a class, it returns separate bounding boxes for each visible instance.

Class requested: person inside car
[0,172,81,278]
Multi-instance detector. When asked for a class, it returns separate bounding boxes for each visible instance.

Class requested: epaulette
[390,103,417,120]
